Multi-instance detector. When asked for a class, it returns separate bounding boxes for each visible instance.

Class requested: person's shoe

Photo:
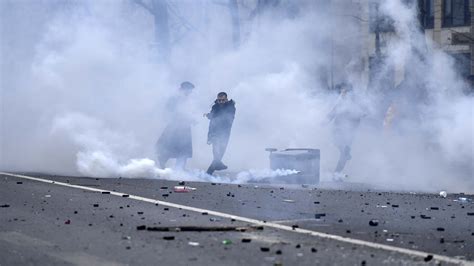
[332,172,348,182]
[207,161,219,175]
[206,168,215,175]
[214,161,228,171]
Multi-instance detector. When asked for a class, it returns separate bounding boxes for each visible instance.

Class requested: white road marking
[272,218,332,225]
[1,172,471,265]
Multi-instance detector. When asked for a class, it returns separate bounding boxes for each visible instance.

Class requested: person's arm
[383,103,397,130]
[229,102,236,122]
[204,104,216,119]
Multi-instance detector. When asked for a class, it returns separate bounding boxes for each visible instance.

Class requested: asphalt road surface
[1,172,473,265]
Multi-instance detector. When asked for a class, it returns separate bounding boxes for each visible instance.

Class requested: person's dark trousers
[207,136,229,175]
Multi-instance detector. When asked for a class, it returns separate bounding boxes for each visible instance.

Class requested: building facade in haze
[365,0,473,91]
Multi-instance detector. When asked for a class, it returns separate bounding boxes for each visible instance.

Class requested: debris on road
[188,241,199,246]
[139,225,263,232]
[163,236,175,240]
[174,186,196,192]
[439,191,447,198]
[455,197,472,203]
[64,219,71,224]
[136,225,146,230]
[369,219,379,226]
[283,199,295,203]
[424,255,433,262]
[222,239,232,245]
[0,204,10,208]
[315,213,326,219]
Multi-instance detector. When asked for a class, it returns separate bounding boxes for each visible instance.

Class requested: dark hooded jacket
[207,100,236,143]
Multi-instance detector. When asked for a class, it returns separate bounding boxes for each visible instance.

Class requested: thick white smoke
[1,0,472,192]
[349,0,474,192]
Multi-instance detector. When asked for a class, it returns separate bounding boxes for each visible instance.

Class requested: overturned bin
[267,148,320,184]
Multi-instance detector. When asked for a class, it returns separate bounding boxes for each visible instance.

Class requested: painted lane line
[272,218,332,224]
[1,172,471,265]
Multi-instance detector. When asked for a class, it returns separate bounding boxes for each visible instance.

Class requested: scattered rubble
[369,219,379,226]
[455,197,472,203]
[174,186,196,192]
[424,255,433,262]
[140,225,262,232]
[315,213,326,219]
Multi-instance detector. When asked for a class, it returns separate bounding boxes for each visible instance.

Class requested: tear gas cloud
[0,0,472,192]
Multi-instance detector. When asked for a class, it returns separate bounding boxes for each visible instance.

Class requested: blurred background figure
[327,83,365,181]
[156,81,195,170]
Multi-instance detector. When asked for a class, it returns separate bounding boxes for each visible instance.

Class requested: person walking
[204,92,236,175]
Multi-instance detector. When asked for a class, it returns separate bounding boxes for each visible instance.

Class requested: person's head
[179,81,195,96]
[216,92,228,105]
[336,82,352,96]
